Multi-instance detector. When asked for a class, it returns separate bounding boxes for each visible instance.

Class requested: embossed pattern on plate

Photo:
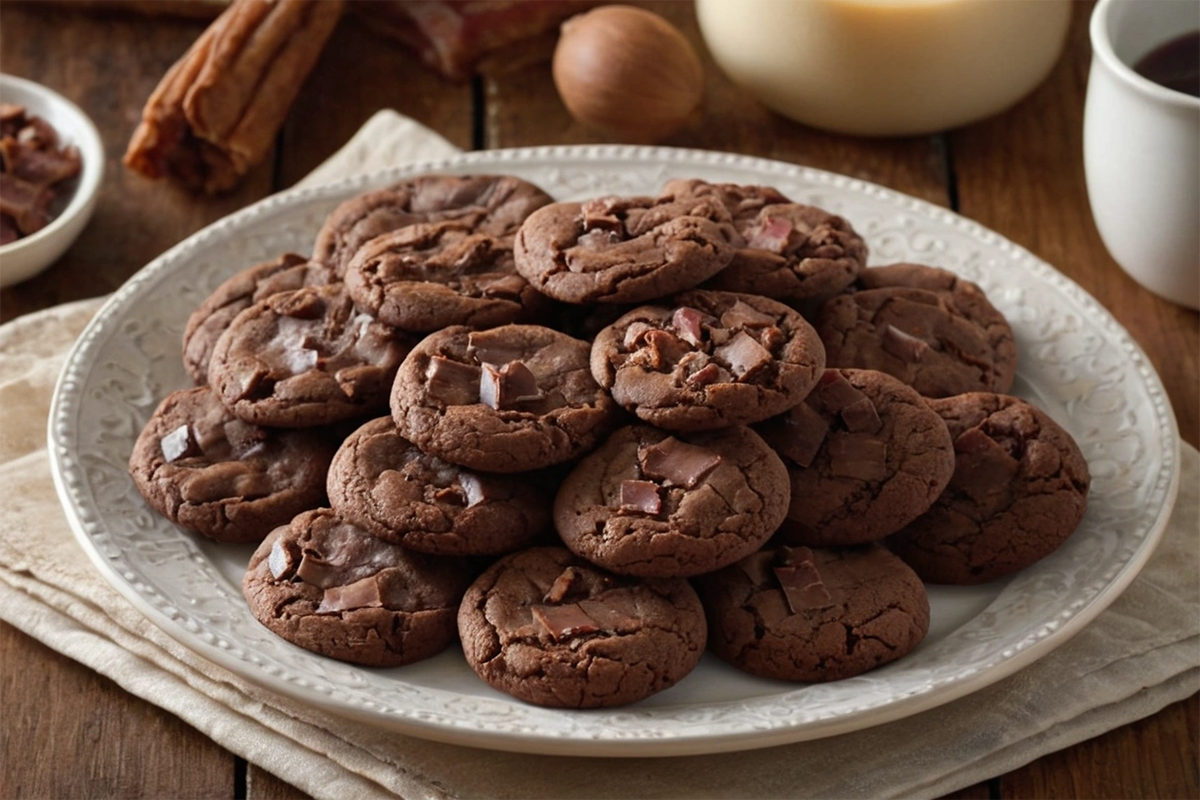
[48,146,1180,757]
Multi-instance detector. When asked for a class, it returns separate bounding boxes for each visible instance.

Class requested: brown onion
[552,5,704,143]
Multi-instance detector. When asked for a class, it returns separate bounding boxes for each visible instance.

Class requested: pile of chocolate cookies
[129,173,1092,709]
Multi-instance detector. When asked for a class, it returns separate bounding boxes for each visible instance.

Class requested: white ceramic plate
[49,146,1180,757]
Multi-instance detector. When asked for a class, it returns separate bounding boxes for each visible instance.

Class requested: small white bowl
[0,74,105,288]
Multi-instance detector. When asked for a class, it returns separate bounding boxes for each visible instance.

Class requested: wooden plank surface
[0,2,1195,799]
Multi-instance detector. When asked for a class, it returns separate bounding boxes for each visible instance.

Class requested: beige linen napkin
[1,110,1197,800]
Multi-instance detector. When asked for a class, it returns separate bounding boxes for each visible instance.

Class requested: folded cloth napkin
[1,110,1196,800]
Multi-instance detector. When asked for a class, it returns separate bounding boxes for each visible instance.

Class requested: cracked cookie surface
[553,424,789,577]
[695,543,929,682]
[208,282,412,427]
[887,393,1091,584]
[512,191,741,305]
[390,324,620,472]
[816,284,1016,398]
[590,289,826,430]
[313,174,553,277]
[129,387,336,543]
[456,546,706,708]
[327,417,550,556]
[758,368,955,546]
[243,508,473,667]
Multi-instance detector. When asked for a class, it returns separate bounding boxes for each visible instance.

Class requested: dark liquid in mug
[1133,30,1200,97]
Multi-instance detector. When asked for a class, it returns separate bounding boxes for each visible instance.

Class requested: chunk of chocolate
[672,306,707,346]
[267,538,299,580]
[457,472,506,508]
[772,402,830,467]
[544,566,586,604]
[619,479,662,515]
[623,321,655,350]
[580,197,624,232]
[954,427,1021,488]
[719,300,776,330]
[882,324,930,363]
[812,369,870,416]
[475,273,527,299]
[425,356,481,406]
[223,418,268,458]
[746,215,793,253]
[479,360,544,410]
[773,546,833,612]
[295,550,339,587]
[685,362,725,389]
[467,331,526,366]
[840,397,883,435]
[639,437,723,488]
[316,575,385,614]
[531,602,600,641]
[161,424,201,463]
[827,434,889,481]
[714,330,773,380]
[643,329,692,368]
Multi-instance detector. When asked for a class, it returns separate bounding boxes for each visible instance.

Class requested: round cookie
[816,285,1017,397]
[512,192,741,305]
[343,220,546,332]
[129,387,335,543]
[209,282,412,428]
[313,174,553,276]
[757,368,955,546]
[703,203,869,300]
[590,289,826,431]
[695,543,930,682]
[243,508,473,666]
[553,424,790,578]
[855,262,1016,385]
[327,416,551,556]
[457,546,707,708]
[390,324,620,473]
[182,253,332,385]
[887,393,1091,584]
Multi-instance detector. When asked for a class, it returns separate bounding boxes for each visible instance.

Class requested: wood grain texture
[0,624,232,799]
[0,5,272,323]
[248,764,314,800]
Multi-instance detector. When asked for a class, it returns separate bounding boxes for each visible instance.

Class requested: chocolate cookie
[209,282,412,427]
[695,543,929,682]
[816,285,1017,397]
[343,220,545,332]
[243,508,473,666]
[182,253,332,385]
[314,174,553,276]
[327,417,550,556]
[457,546,707,708]
[658,178,793,225]
[512,192,741,304]
[129,387,335,543]
[554,424,790,577]
[390,324,620,473]
[703,203,868,300]
[590,290,826,430]
[758,368,955,546]
[887,393,1091,584]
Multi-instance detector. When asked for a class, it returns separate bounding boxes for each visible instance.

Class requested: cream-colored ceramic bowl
[0,74,105,288]
[697,0,1073,136]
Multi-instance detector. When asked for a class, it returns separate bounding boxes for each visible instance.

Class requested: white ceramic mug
[1084,0,1200,310]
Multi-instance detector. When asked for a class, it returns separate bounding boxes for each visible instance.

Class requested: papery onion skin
[552,5,705,143]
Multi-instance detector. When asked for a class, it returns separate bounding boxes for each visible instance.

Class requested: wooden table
[2,2,1196,797]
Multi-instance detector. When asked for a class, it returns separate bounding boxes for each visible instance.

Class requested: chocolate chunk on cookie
[314,174,553,276]
[513,191,741,304]
[695,543,929,682]
[327,417,550,556]
[129,387,335,543]
[457,546,707,708]
[209,283,412,427]
[390,324,620,472]
[554,424,789,577]
[182,253,332,385]
[343,220,546,332]
[659,178,793,225]
[758,368,955,545]
[888,393,1091,584]
[816,284,1016,397]
[591,290,826,430]
[243,508,473,666]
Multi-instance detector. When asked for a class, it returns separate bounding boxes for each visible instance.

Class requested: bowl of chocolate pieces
[0,74,104,287]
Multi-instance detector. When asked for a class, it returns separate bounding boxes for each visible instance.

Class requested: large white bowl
[0,74,105,288]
